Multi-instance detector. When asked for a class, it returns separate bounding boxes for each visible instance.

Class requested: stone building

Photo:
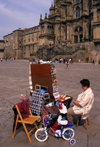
[22,26,40,59]
[3,0,100,63]
[0,39,5,59]
[4,29,26,59]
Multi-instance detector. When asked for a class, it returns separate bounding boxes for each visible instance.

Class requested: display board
[30,64,53,97]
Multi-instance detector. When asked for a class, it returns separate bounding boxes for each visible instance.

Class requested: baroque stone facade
[3,0,100,63]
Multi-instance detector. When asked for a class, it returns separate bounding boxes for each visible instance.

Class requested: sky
[0,0,53,38]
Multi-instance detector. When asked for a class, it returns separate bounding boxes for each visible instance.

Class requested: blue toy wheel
[70,139,76,145]
[62,128,75,140]
[35,128,48,142]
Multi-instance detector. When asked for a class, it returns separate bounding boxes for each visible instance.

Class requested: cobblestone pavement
[0,60,100,147]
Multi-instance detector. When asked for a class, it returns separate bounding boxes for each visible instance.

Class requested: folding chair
[12,104,40,143]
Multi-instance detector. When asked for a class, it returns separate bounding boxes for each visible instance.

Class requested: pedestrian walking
[78,59,81,64]
[0,58,3,62]
[65,59,69,68]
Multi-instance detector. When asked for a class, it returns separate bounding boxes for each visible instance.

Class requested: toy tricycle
[35,114,76,145]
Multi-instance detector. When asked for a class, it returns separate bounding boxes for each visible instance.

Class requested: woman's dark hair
[80,79,90,88]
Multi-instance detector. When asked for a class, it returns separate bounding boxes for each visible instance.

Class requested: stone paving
[0,60,100,147]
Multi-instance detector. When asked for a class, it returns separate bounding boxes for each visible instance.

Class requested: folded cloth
[17,100,29,119]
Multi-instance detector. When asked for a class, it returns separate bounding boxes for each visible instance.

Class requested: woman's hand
[73,99,82,107]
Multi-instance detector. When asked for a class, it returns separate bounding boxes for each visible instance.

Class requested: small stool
[76,116,89,129]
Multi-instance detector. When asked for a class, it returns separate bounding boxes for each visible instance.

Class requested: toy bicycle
[35,114,76,144]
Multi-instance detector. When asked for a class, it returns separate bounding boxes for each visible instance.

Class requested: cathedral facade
[3,0,100,63]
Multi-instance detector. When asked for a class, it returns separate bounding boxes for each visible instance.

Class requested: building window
[76,6,80,18]
[74,26,83,43]
[74,35,78,43]
[75,28,78,32]
[79,26,83,32]
[97,9,100,20]
[41,25,44,29]
[76,0,80,3]
[29,45,30,50]
[80,34,83,42]
[66,8,67,16]
[47,25,53,29]
[0,49,4,52]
